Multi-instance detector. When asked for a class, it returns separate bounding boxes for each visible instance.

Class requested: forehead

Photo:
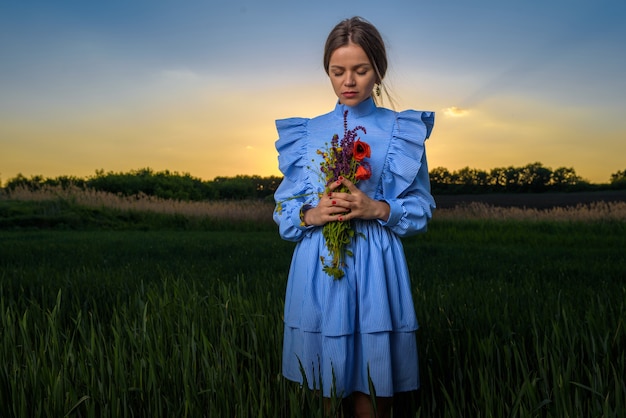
[329,42,371,67]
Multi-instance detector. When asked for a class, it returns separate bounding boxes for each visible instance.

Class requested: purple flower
[316,110,370,279]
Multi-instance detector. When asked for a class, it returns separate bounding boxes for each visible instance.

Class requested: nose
[344,72,356,86]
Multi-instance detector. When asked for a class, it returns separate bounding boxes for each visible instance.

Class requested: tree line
[430,162,626,194]
[2,164,626,201]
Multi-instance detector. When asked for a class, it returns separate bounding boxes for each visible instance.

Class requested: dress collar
[333,97,376,119]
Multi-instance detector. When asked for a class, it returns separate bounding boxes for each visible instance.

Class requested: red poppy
[355,164,372,181]
[353,140,371,161]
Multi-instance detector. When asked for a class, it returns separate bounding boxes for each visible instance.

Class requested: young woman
[273,16,435,417]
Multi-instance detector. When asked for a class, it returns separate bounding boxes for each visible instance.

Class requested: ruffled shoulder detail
[382,110,435,197]
[275,117,309,183]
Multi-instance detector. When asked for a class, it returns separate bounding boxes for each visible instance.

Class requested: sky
[1,0,625,185]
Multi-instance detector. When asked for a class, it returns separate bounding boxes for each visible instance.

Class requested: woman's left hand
[328,177,390,222]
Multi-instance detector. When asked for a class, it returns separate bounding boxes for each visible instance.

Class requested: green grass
[408,221,626,417]
[1,219,625,417]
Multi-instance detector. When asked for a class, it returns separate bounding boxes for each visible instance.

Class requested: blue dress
[273,97,435,398]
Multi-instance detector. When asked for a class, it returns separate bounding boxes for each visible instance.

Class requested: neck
[334,97,376,119]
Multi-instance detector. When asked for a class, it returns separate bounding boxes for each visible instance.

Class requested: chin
[340,98,362,107]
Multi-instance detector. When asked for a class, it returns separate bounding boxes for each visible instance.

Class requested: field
[1,188,625,417]
[434,189,626,210]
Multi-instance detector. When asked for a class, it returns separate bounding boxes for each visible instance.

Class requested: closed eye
[330,64,371,75]
[332,70,369,77]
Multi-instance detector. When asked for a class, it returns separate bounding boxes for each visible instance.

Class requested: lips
[342,92,357,98]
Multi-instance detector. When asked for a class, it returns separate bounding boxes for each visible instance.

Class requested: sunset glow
[1,1,625,185]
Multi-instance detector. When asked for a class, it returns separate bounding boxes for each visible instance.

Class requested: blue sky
[1,0,625,184]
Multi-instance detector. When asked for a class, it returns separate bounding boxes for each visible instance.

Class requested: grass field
[0,190,625,417]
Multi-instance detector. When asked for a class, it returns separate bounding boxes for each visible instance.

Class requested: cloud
[443,106,468,117]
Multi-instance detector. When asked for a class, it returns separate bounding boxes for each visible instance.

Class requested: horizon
[2,161,622,186]
[1,1,625,184]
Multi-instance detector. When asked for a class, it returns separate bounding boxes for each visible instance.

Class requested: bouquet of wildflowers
[318,110,372,279]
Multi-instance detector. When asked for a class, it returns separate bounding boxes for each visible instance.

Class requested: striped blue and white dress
[273,97,435,398]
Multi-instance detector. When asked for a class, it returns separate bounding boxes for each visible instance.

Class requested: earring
[375,84,381,97]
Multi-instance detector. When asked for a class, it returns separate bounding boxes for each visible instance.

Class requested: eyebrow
[329,63,371,70]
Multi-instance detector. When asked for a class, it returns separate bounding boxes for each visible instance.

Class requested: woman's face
[328,42,377,107]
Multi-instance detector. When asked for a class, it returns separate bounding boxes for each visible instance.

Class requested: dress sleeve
[273,117,316,242]
[378,110,436,237]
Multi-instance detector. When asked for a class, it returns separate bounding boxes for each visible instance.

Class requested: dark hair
[323,16,387,84]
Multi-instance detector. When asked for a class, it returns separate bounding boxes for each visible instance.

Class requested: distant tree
[45,175,87,189]
[5,173,45,190]
[610,169,626,189]
[489,166,521,191]
[254,175,282,200]
[517,162,552,192]
[86,168,214,200]
[549,167,588,190]
[211,175,257,200]
[551,167,580,185]
[429,167,453,193]
[429,167,453,185]
[455,167,489,189]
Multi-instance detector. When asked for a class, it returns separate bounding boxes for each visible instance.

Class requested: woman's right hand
[301,179,350,226]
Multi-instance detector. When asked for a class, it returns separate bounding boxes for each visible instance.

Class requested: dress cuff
[378,199,402,227]
[293,204,314,230]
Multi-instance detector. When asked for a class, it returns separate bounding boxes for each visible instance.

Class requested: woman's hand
[301,177,390,226]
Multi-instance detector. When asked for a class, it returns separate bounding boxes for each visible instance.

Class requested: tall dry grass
[3,185,626,222]
[434,200,626,222]
[1,185,275,223]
